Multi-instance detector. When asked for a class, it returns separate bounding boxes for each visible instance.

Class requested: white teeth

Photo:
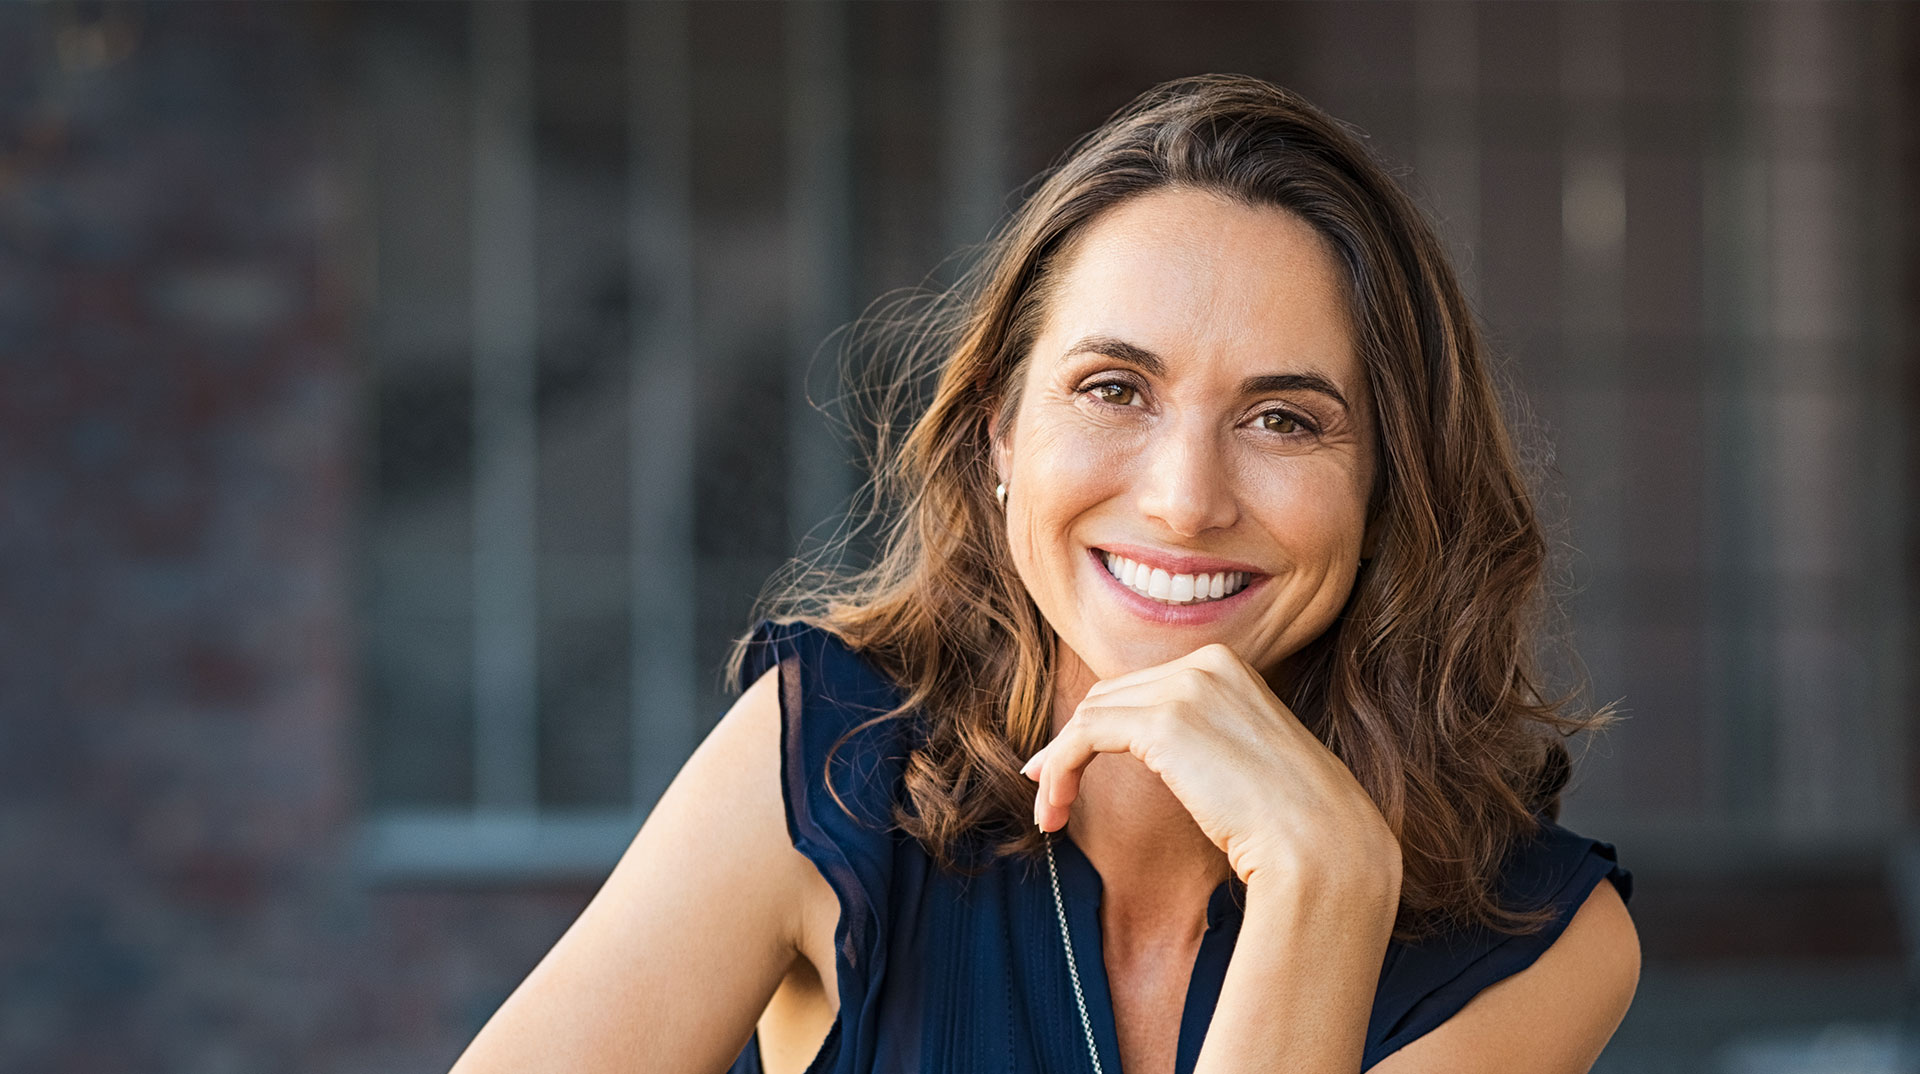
[1099,552,1251,605]
[1169,573,1194,602]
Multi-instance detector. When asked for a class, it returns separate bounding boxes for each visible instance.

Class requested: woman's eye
[1259,410,1309,435]
[1087,382,1139,406]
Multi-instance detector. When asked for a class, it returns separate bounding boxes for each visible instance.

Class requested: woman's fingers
[1015,645,1395,884]
[1027,703,1150,832]
[1019,646,1278,834]
[1077,643,1241,701]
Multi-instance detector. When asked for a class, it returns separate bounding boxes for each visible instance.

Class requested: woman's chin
[1079,636,1211,677]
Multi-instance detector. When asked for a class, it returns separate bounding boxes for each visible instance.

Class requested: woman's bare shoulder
[449,665,837,1074]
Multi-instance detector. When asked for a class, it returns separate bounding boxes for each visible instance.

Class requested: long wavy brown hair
[729,74,1613,943]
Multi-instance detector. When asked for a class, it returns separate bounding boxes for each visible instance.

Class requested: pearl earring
[995,482,1007,508]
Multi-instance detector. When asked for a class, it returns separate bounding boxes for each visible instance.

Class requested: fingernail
[1019,752,1041,778]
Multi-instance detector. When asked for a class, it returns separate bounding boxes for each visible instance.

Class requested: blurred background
[3,1,1916,1071]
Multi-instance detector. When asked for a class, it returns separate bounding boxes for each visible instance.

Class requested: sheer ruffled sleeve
[1362,819,1634,1070]
[732,618,909,987]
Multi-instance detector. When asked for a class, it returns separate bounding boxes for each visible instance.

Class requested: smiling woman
[995,192,1376,667]
[449,75,1638,1074]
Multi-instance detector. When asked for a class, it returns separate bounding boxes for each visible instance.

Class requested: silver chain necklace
[1043,832,1108,1074]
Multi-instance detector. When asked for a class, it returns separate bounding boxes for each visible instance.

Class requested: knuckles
[1145,704,1181,739]
[1174,665,1213,690]
[1189,642,1242,672]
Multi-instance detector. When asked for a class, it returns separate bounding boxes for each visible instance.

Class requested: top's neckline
[1050,828,1242,932]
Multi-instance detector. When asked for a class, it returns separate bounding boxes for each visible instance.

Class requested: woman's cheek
[1258,456,1368,532]
[1025,414,1140,484]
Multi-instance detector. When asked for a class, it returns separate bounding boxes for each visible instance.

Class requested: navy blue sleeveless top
[727,620,1633,1073]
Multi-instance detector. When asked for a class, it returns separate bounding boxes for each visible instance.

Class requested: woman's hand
[1021,642,1400,895]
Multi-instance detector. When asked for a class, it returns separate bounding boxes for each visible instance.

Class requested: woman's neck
[1050,650,1232,942]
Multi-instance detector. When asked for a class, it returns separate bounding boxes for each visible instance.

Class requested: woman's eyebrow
[1061,334,1351,411]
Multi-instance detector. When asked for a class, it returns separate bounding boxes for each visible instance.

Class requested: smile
[1100,551,1251,605]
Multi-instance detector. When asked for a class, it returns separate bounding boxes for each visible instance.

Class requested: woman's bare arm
[449,666,826,1074]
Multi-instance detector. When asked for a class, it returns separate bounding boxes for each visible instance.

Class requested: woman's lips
[1087,547,1265,623]
[1094,541,1265,577]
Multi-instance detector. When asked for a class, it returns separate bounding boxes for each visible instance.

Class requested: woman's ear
[991,423,1013,487]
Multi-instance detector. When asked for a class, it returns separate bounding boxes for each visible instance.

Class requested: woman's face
[993,187,1378,686]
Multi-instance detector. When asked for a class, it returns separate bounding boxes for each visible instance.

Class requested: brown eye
[1088,382,1138,406]
[1260,411,1302,434]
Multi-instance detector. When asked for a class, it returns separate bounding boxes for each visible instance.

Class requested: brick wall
[0,6,589,1071]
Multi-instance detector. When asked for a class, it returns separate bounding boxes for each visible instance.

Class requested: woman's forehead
[1035,189,1362,390]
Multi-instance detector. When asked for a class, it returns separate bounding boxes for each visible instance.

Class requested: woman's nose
[1134,422,1240,537]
